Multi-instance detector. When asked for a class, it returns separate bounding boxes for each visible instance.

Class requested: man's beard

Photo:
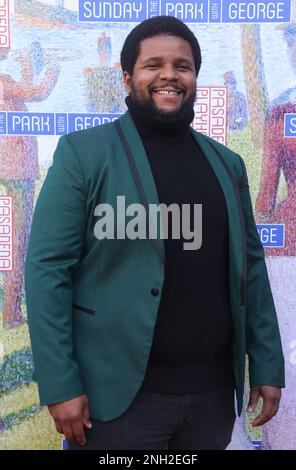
[128,80,196,126]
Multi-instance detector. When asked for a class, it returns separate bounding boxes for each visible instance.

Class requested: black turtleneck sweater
[126,97,235,393]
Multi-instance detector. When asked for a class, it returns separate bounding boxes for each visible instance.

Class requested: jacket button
[151,288,159,296]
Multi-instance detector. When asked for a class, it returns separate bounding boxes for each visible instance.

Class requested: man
[25,16,285,450]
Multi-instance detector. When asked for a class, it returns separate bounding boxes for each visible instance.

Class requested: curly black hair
[120,16,202,77]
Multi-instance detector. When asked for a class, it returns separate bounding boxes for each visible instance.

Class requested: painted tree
[241,24,269,148]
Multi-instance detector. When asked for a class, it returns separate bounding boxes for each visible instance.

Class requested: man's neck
[125,95,194,143]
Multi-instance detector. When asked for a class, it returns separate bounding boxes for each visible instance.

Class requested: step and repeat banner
[0,0,295,450]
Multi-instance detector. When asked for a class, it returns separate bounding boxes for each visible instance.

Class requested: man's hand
[247,386,281,427]
[48,394,92,445]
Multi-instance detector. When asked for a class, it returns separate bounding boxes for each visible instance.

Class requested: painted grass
[0,407,61,450]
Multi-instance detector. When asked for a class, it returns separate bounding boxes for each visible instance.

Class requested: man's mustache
[150,84,185,94]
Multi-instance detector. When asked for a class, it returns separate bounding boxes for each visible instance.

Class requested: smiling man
[25,16,285,451]
[124,34,197,117]
[123,28,198,125]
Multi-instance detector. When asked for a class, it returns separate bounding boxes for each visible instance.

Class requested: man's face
[123,34,197,117]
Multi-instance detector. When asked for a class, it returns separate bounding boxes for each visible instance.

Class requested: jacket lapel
[117,110,166,265]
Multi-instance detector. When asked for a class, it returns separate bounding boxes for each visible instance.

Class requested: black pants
[67,384,236,450]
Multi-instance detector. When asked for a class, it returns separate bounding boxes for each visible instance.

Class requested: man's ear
[123,71,132,95]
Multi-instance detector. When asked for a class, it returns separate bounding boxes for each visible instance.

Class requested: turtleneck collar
[125,95,194,143]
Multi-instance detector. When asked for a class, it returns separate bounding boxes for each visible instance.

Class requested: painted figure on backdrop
[0,46,60,328]
[255,24,296,256]
[85,33,126,113]
[223,71,248,131]
[97,32,112,67]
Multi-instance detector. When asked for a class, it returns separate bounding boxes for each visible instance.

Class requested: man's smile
[151,86,185,106]
[155,90,179,95]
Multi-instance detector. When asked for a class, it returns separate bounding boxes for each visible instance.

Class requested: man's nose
[159,64,180,81]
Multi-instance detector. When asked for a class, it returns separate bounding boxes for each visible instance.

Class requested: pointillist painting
[255,23,296,257]
[0,0,295,450]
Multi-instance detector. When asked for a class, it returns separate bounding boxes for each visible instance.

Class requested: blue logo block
[284,113,296,137]
[160,0,209,22]
[7,112,54,135]
[68,113,120,133]
[0,112,7,134]
[257,224,285,248]
[79,0,147,22]
[209,0,222,22]
[78,0,291,23]
[252,440,262,450]
[0,112,121,135]
[222,0,291,23]
[61,438,68,450]
[55,114,68,135]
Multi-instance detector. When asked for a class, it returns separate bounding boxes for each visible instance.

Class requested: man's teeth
[156,90,179,95]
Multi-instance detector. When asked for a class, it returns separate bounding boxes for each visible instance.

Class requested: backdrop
[0,0,295,450]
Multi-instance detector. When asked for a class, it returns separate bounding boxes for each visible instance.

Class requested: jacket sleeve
[238,156,285,388]
[24,135,87,405]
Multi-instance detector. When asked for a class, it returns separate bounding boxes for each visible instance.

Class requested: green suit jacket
[24,110,285,420]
